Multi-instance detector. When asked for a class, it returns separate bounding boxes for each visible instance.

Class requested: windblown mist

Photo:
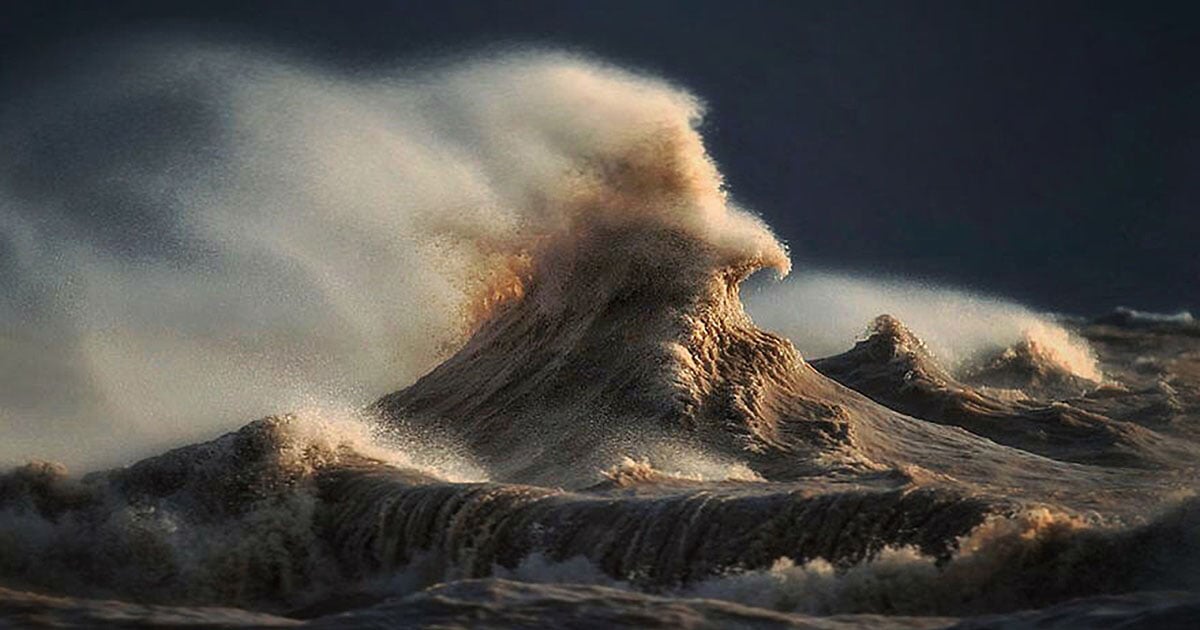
[0,41,783,470]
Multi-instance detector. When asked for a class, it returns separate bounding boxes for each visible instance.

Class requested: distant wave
[1094,307,1198,331]
[744,271,1101,381]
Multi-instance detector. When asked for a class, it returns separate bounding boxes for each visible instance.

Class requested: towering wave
[0,41,781,470]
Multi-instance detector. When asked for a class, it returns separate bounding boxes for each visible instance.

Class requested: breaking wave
[0,39,782,471]
[744,270,1101,382]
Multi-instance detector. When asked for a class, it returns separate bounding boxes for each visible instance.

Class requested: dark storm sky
[2,0,1197,314]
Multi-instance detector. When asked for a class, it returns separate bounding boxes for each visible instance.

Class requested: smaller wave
[745,271,1101,382]
[959,321,1102,397]
[0,412,482,608]
[810,315,1182,468]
